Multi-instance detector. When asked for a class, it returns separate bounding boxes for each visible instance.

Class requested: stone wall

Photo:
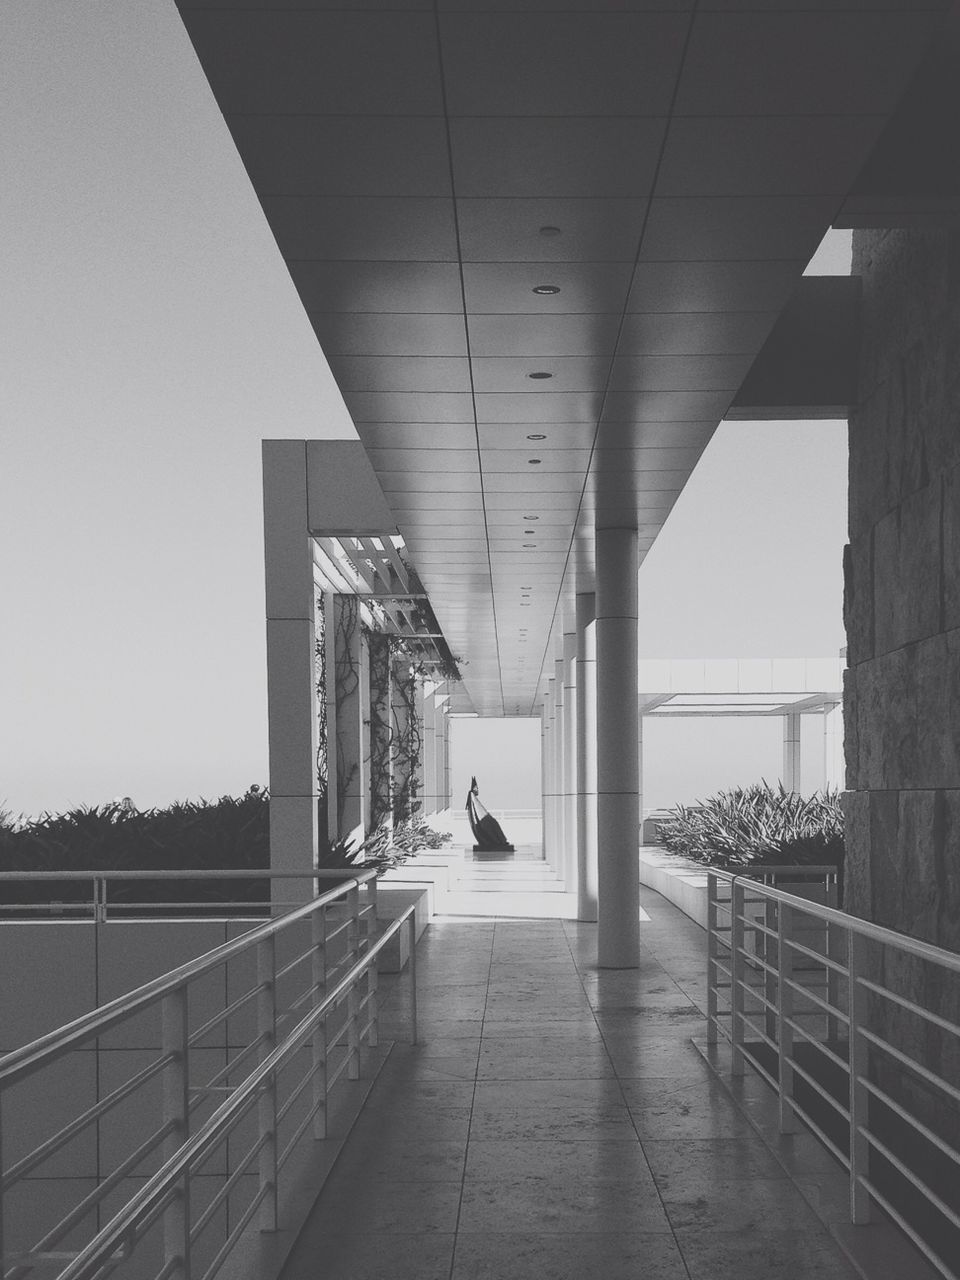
[844,227,960,954]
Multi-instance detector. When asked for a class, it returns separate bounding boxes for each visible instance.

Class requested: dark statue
[465,776,515,854]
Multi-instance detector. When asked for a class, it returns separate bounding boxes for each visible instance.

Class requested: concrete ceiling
[175,0,951,718]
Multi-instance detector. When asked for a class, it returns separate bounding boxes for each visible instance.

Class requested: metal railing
[707,868,960,1280]
[0,870,419,1280]
[0,868,362,920]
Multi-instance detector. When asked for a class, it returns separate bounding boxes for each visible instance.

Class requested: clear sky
[1,3,849,820]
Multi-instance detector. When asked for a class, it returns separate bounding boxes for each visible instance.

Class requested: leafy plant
[654,781,844,871]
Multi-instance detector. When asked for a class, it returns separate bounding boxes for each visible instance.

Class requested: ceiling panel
[468,315,622,358]
[601,390,731,422]
[472,358,611,393]
[640,197,836,264]
[481,450,593,472]
[462,263,634,315]
[627,260,802,313]
[328,357,471,393]
[356,423,476,448]
[311,313,468,358]
[440,13,687,115]
[656,116,887,199]
[457,199,647,263]
[344,392,474,422]
[477,423,596,450]
[449,119,666,199]
[261,197,457,261]
[182,11,444,114]
[609,354,755,391]
[675,11,940,117]
[293,261,462,312]
[617,312,776,356]
[227,116,452,197]
[475,392,604,423]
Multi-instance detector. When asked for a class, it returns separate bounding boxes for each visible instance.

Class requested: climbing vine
[314,589,328,818]
[367,630,393,832]
[392,650,423,826]
[333,594,360,823]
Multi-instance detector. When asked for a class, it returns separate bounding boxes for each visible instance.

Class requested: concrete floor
[279,886,873,1280]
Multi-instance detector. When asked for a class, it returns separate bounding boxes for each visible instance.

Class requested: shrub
[654,781,844,871]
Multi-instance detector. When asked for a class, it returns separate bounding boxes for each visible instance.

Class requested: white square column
[562,629,578,896]
[596,526,640,968]
[576,593,598,922]
[783,712,802,792]
[422,689,437,816]
[333,595,369,845]
[263,441,318,905]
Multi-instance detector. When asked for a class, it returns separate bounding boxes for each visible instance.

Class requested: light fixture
[539,225,562,237]
[527,458,542,465]
[532,284,560,295]
[524,529,535,534]
[527,371,552,380]
[526,433,546,441]
[523,515,539,521]
[523,543,536,548]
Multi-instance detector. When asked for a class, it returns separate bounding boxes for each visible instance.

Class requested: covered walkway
[280,888,862,1280]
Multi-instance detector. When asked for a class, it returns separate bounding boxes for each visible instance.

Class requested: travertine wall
[844,228,960,952]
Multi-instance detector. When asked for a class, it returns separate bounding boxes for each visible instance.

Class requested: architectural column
[263,442,318,903]
[783,712,801,792]
[562,629,578,896]
[412,678,426,816]
[368,632,393,834]
[391,660,422,825]
[576,592,598,922]
[333,594,369,844]
[596,526,640,968]
[422,686,437,816]
[553,655,566,879]
[543,682,557,868]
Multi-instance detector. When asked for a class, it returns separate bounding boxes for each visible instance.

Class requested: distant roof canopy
[638,657,842,718]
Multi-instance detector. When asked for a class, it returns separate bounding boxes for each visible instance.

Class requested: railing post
[730,878,746,1075]
[777,902,799,1133]
[848,928,873,1223]
[408,913,418,1045]
[346,886,360,1080]
[706,874,718,1045]
[764,896,778,1043]
[161,987,191,1280]
[364,877,379,1049]
[825,875,841,1044]
[257,935,278,1232]
[311,905,328,1139]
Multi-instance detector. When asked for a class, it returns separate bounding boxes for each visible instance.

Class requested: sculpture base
[473,845,515,857]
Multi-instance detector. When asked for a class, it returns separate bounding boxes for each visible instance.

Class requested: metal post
[346,886,360,1080]
[366,880,379,1048]
[848,928,873,1223]
[257,936,278,1231]
[408,914,418,1045]
[706,874,718,1045]
[778,903,798,1133]
[311,905,328,1139]
[730,879,746,1076]
[826,875,841,1044]
[764,897,778,1043]
[161,987,191,1280]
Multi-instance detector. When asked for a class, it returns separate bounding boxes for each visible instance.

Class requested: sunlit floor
[280,888,865,1280]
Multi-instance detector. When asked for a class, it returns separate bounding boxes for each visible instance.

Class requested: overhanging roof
[175,1,952,717]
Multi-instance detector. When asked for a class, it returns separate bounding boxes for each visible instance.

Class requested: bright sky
[1,3,849,820]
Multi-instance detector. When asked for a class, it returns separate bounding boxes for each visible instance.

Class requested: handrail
[0,868,365,880]
[707,865,960,974]
[54,906,417,1280]
[0,871,376,1089]
[706,866,960,1280]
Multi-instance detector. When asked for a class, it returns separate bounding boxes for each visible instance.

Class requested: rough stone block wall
[844,228,960,955]
[844,228,960,1159]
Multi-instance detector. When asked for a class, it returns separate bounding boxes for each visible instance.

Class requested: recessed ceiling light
[527,371,552,380]
[532,284,560,295]
[527,458,542,465]
[539,225,562,237]
[526,433,546,441]
[523,543,536,548]
[524,529,535,534]
[523,515,539,521]
[521,602,531,606]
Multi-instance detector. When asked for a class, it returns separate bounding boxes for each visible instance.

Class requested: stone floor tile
[662,1172,827,1232]
[283,1231,456,1280]
[472,1077,625,1109]
[451,1231,688,1280]
[675,1225,860,1280]
[621,1076,745,1138]
[641,1137,789,1191]
[458,1175,673,1235]
[306,1179,462,1235]
[328,1136,467,1185]
[464,1138,655,1185]
[468,1102,636,1142]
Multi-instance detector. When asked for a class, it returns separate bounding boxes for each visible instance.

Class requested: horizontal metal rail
[706,867,960,1280]
[0,868,412,1280]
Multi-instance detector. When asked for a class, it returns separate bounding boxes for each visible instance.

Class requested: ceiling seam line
[528,0,706,717]
[432,0,507,717]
